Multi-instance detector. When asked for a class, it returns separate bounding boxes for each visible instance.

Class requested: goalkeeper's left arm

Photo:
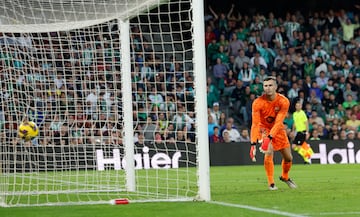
[250,142,257,162]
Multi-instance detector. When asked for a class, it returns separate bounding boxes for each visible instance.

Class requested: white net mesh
[0,0,167,32]
[0,0,207,207]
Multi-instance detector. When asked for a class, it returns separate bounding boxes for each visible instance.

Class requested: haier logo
[311,142,360,164]
[96,146,181,171]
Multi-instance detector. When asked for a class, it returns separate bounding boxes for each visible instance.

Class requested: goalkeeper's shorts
[269,131,290,151]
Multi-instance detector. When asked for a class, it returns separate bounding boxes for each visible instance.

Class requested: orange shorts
[265,129,290,151]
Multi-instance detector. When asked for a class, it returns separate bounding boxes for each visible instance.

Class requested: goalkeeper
[249,76,297,190]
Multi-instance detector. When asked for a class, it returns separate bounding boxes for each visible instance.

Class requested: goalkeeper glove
[259,135,272,153]
[250,143,257,162]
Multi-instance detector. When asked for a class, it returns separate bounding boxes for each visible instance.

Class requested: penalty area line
[209,201,308,217]
[304,211,360,216]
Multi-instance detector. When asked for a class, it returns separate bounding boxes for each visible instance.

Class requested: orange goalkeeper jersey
[250,93,290,151]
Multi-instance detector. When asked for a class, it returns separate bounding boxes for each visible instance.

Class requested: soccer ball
[18,121,39,141]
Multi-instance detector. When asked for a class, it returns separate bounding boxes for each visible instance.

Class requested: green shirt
[342,101,358,109]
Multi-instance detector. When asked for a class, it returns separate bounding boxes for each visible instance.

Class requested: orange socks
[264,155,274,185]
[281,160,292,180]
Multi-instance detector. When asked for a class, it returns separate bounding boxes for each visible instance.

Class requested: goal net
[0,0,209,207]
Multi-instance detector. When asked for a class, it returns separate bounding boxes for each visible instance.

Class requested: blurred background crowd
[0,1,359,147]
[204,3,360,143]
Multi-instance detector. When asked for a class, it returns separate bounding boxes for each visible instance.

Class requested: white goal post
[0,0,210,207]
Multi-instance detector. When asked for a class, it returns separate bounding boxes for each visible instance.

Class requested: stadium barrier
[1,140,359,173]
[210,140,360,165]
[0,142,196,172]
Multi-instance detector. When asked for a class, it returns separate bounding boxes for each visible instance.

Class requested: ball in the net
[18,121,39,141]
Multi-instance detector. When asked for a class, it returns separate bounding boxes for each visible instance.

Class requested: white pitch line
[305,211,360,216]
[209,201,308,217]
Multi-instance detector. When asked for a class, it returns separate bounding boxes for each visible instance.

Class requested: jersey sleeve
[269,96,289,137]
[250,99,262,143]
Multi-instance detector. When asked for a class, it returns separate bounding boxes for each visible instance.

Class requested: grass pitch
[1,164,360,217]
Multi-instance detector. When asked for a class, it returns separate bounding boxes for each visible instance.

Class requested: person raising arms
[250,76,297,190]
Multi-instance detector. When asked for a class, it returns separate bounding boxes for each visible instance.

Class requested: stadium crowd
[0,19,198,147]
[205,5,360,142]
[0,5,359,147]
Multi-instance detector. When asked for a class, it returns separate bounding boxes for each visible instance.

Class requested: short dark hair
[264,76,277,82]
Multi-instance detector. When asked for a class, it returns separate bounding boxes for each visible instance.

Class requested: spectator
[49,114,63,136]
[233,49,250,73]
[284,14,301,39]
[172,105,194,131]
[157,112,169,134]
[347,130,356,140]
[207,115,218,138]
[222,121,241,142]
[245,43,257,58]
[163,123,175,143]
[219,117,237,138]
[143,116,157,142]
[239,128,250,142]
[205,25,216,47]
[223,69,237,97]
[206,77,220,107]
[345,113,360,132]
[301,75,312,98]
[176,129,188,142]
[210,102,221,124]
[309,129,321,140]
[250,51,268,69]
[342,94,358,109]
[213,46,229,65]
[250,76,263,97]
[222,131,232,143]
[135,132,146,146]
[228,32,245,57]
[309,81,323,101]
[324,9,341,30]
[218,34,229,52]
[343,83,358,102]
[339,130,348,140]
[291,90,308,112]
[208,5,230,34]
[325,108,341,125]
[314,56,328,78]
[148,85,165,111]
[209,126,222,143]
[317,124,329,139]
[261,20,275,43]
[207,38,219,65]
[302,56,316,80]
[353,105,360,120]
[287,82,299,101]
[321,90,333,112]
[312,44,329,62]
[237,62,255,86]
[316,71,329,89]
[270,25,288,49]
[309,110,325,127]
[340,18,360,44]
[212,57,227,91]
[328,120,340,138]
